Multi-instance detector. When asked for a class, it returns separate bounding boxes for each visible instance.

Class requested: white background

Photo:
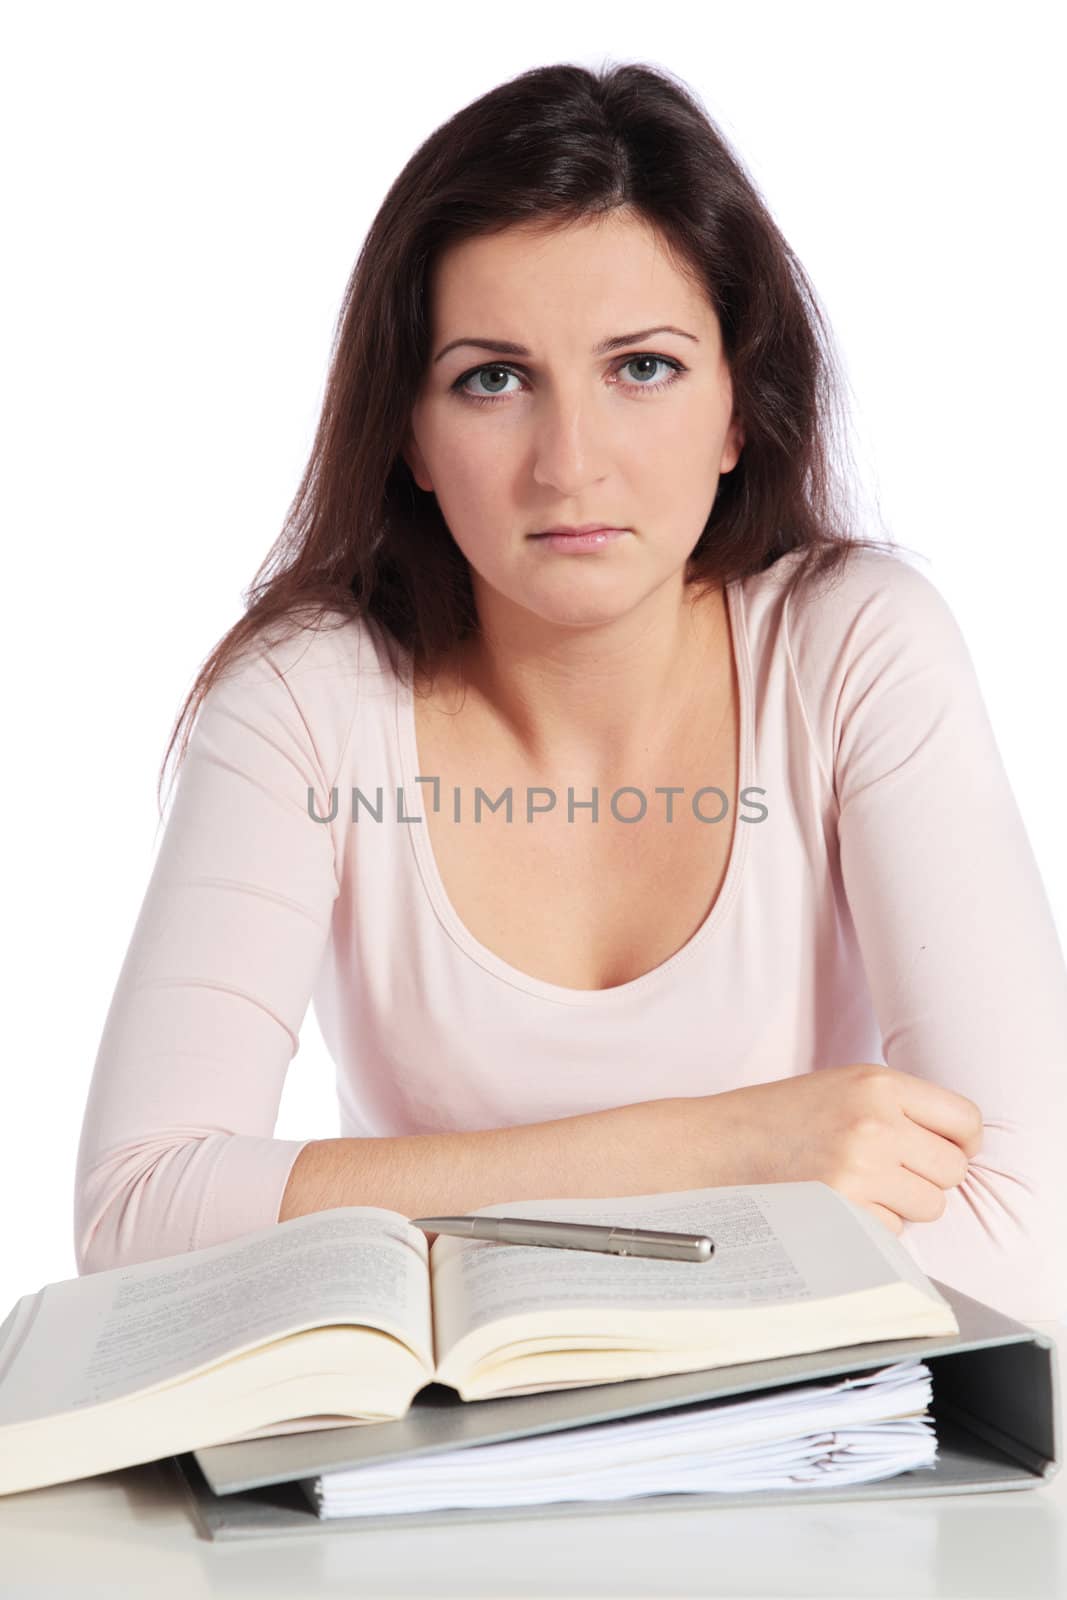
[2,1,1064,1316]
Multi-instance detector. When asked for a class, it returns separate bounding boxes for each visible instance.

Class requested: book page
[430,1182,949,1363]
[0,1207,432,1427]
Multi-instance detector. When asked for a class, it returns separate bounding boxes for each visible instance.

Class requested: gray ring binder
[176,1279,1059,1539]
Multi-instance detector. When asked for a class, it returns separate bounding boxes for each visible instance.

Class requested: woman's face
[404,210,744,634]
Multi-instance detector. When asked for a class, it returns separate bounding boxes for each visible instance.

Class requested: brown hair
[156,57,906,816]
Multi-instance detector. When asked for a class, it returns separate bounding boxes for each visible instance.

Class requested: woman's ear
[720,415,745,475]
[402,429,433,493]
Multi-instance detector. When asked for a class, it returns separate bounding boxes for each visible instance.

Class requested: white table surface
[1,1321,1063,1600]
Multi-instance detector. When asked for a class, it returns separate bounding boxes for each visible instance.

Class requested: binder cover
[173,1278,1059,1539]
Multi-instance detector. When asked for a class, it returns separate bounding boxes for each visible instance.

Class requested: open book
[0,1181,958,1497]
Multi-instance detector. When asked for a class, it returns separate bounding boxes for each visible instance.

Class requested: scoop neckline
[394,580,754,1007]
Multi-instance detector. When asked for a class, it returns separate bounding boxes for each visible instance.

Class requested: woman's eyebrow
[433,325,700,364]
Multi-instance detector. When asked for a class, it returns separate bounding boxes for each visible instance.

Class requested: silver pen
[410,1215,715,1262]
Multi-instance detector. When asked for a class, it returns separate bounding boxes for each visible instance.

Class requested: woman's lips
[533,523,623,537]
[530,528,629,552]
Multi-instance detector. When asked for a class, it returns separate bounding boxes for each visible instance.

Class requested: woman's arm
[791,552,1067,1323]
[278,1096,711,1237]
[74,627,351,1275]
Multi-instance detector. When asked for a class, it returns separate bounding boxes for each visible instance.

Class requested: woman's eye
[452,354,686,406]
[459,366,522,402]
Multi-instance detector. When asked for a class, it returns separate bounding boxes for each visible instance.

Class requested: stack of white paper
[303,1360,936,1518]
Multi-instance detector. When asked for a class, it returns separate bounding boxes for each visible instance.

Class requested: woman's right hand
[687,1062,984,1236]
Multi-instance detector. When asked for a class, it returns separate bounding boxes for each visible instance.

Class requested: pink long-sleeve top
[74,547,1067,1322]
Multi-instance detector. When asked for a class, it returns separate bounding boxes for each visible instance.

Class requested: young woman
[73,61,1067,1323]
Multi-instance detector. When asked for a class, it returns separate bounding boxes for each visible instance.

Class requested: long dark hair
[156,57,904,815]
